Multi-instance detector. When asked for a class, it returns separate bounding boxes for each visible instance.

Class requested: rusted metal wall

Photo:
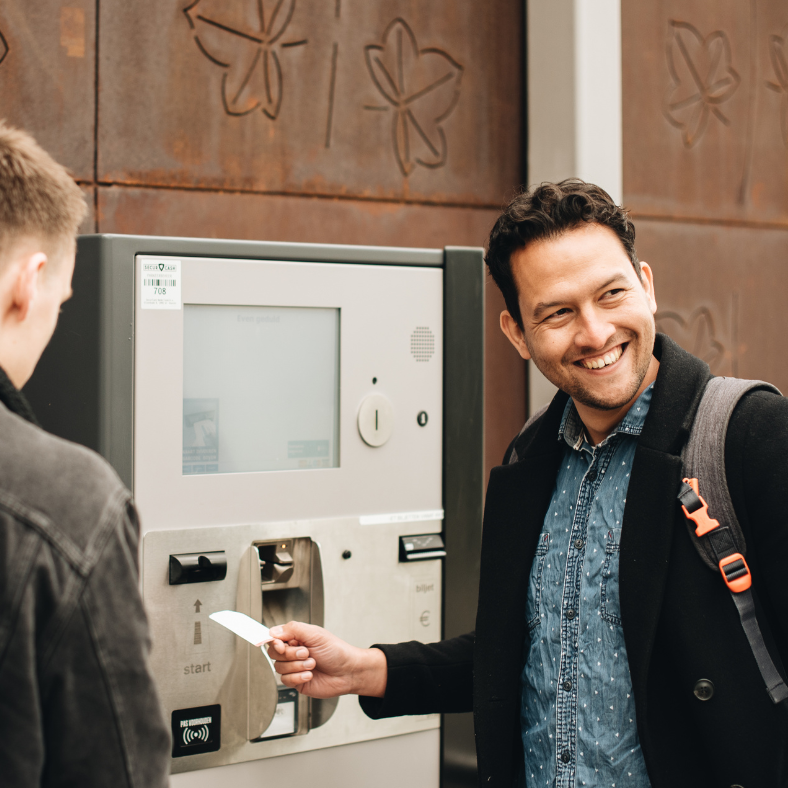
[0,0,526,476]
[623,0,788,390]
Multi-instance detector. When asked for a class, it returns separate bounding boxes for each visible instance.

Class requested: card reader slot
[399,534,446,562]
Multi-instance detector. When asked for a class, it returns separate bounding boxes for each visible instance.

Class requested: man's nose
[575,309,615,351]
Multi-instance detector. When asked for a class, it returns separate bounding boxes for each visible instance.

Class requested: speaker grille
[410,326,435,362]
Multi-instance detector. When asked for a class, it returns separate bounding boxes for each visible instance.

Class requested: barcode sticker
[140,258,181,309]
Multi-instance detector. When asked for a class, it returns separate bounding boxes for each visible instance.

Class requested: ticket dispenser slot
[248,538,338,739]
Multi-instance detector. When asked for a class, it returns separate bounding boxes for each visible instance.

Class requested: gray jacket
[0,387,170,786]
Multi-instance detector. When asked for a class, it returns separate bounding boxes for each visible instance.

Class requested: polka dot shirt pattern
[521,385,654,788]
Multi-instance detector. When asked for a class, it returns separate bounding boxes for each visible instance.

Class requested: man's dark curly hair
[485,179,639,328]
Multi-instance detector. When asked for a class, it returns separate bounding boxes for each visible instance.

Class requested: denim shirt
[521,385,654,788]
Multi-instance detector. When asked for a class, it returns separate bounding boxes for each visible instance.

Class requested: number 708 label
[140,258,181,310]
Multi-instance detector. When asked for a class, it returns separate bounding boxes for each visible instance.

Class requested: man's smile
[574,342,626,371]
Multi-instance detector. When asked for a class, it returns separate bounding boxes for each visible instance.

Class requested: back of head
[486,179,639,328]
[0,121,87,261]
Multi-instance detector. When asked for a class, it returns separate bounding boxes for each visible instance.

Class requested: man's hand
[267,622,387,699]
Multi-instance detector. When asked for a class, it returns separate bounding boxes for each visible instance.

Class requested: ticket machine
[25,235,484,787]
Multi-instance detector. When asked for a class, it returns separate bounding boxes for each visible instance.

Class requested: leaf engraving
[183,0,305,120]
[364,18,463,176]
[663,20,740,148]
[765,25,788,148]
[656,307,726,372]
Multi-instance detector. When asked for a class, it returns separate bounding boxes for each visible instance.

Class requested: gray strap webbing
[683,376,788,705]
[682,377,780,570]
[732,590,788,703]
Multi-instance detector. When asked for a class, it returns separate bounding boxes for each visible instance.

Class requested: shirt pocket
[526,533,550,631]
[600,527,622,626]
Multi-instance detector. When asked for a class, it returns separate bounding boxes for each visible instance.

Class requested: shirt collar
[558,382,655,451]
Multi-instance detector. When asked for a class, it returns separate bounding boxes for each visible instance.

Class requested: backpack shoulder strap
[679,375,788,706]
[681,376,780,570]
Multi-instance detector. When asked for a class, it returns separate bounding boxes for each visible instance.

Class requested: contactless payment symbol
[171,704,221,757]
[182,724,210,745]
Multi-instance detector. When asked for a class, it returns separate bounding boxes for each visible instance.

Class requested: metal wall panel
[79,185,96,232]
[637,219,788,392]
[0,1,95,180]
[623,0,788,224]
[96,185,499,246]
[97,0,522,206]
[623,0,788,390]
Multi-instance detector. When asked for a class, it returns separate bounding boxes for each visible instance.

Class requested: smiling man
[268,181,788,788]
[497,216,659,444]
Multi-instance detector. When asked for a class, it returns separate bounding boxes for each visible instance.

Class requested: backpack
[679,376,788,706]
[509,377,788,706]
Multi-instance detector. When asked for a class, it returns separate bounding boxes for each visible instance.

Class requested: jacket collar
[637,333,712,457]
[0,365,39,426]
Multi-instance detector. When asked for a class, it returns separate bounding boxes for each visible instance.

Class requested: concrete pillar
[526,0,623,414]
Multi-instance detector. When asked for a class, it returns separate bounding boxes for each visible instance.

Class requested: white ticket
[209,610,272,646]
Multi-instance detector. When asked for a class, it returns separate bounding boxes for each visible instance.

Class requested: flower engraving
[183,0,307,120]
[656,307,726,372]
[766,25,788,148]
[663,20,740,148]
[364,18,463,177]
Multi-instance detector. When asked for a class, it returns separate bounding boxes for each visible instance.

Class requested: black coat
[362,335,788,787]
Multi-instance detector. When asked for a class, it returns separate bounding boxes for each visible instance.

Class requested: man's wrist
[351,646,388,698]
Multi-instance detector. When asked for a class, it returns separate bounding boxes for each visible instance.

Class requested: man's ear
[639,262,657,315]
[500,310,532,361]
[11,252,47,322]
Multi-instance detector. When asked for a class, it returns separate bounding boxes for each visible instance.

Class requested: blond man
[0,123,169,787]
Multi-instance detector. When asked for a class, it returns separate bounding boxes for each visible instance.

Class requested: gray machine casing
[24,235,485,787]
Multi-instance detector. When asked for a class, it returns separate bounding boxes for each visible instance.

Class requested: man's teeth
[581,346,623,370]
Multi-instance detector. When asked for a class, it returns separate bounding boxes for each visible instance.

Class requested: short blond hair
[0,121,87,258]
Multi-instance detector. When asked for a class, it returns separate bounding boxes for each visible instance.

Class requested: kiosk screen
[183,304,340,475]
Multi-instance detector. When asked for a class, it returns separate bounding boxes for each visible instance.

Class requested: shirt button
[693,679,714,701]
[563,680,572,691]
[574,538,584,550]
[561,750,571,764]
[586,469,597,482]
[566,609,576,620]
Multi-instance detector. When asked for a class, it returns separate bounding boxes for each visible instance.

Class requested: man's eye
[546,308,570,320]
[604,288,624,298]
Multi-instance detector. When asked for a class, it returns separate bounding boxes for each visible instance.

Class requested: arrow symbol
[194,599,202,613]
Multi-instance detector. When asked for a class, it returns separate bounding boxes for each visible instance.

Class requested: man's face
[507,223,657,411]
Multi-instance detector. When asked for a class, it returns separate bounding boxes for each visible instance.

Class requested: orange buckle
[719,553,752,593]
[681,478,720,537]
